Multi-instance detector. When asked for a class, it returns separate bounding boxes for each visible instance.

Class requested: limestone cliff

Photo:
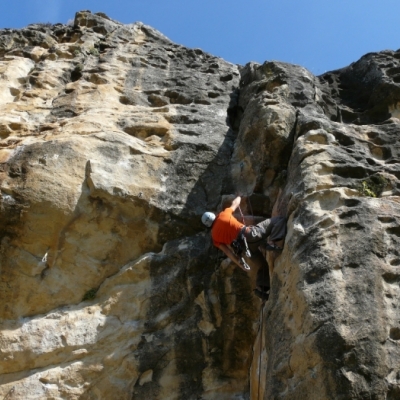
[0,11,399,400]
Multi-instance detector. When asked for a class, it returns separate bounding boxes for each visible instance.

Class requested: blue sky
[1,0,399,75]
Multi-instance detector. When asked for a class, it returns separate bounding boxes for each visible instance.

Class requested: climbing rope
[238,161,252,223]
[237,203,246,225]
[258,303,264,400]
[236,160,265,400]
[257,253,268,400]
[238,161,255,223]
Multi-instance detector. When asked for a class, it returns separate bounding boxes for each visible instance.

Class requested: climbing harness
[240,257,251,270]
[238,227,251,258]
[231,227,251,270]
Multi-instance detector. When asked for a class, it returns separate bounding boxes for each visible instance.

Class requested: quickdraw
[231,227,251,270]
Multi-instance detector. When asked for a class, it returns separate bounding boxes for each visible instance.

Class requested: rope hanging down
[236,159,266,400]
[258,303,264,400]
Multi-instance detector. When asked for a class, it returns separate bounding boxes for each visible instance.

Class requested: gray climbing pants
[244,216,287,289]
[245,216,287,245]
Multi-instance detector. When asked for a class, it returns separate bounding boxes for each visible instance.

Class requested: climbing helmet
[201,212,216,227]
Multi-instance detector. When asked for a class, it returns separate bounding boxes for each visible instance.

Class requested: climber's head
[201,212,215,228]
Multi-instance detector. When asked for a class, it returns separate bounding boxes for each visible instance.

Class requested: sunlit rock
[0,10,400,400]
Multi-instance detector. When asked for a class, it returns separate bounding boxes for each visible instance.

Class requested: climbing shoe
[254,288,270,301]
[264,243,283,252]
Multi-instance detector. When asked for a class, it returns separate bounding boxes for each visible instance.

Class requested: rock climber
[202,195,286,301]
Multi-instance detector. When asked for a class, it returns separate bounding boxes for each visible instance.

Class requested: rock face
[243,57,400,399]
[0,10,399,400]
[0,11,258,400]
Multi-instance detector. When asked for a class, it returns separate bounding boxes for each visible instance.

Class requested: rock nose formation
[0,10,400,400]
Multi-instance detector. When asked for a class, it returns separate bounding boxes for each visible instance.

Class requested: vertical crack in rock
[1,10,400,400]
[242,54,400,399]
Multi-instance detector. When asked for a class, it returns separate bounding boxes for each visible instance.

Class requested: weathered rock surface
[0,11,258,400]
[0,10,399,400]
[241,58,400,399]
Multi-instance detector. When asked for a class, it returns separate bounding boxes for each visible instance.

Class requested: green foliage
[358,175,389,197]
[360,181,376,197]
[88,47,99,56]
[73,48,81,57]
[82,288,98,301]
[74,63,83,72]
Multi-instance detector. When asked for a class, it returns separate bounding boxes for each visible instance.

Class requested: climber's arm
[218,243,249,272]
[230,196,241,212]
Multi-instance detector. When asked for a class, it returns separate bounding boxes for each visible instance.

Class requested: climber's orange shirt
[212,207,244,248]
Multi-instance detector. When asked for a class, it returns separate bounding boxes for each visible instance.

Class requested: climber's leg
[256,216,287,243]
[244,246,270,300]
